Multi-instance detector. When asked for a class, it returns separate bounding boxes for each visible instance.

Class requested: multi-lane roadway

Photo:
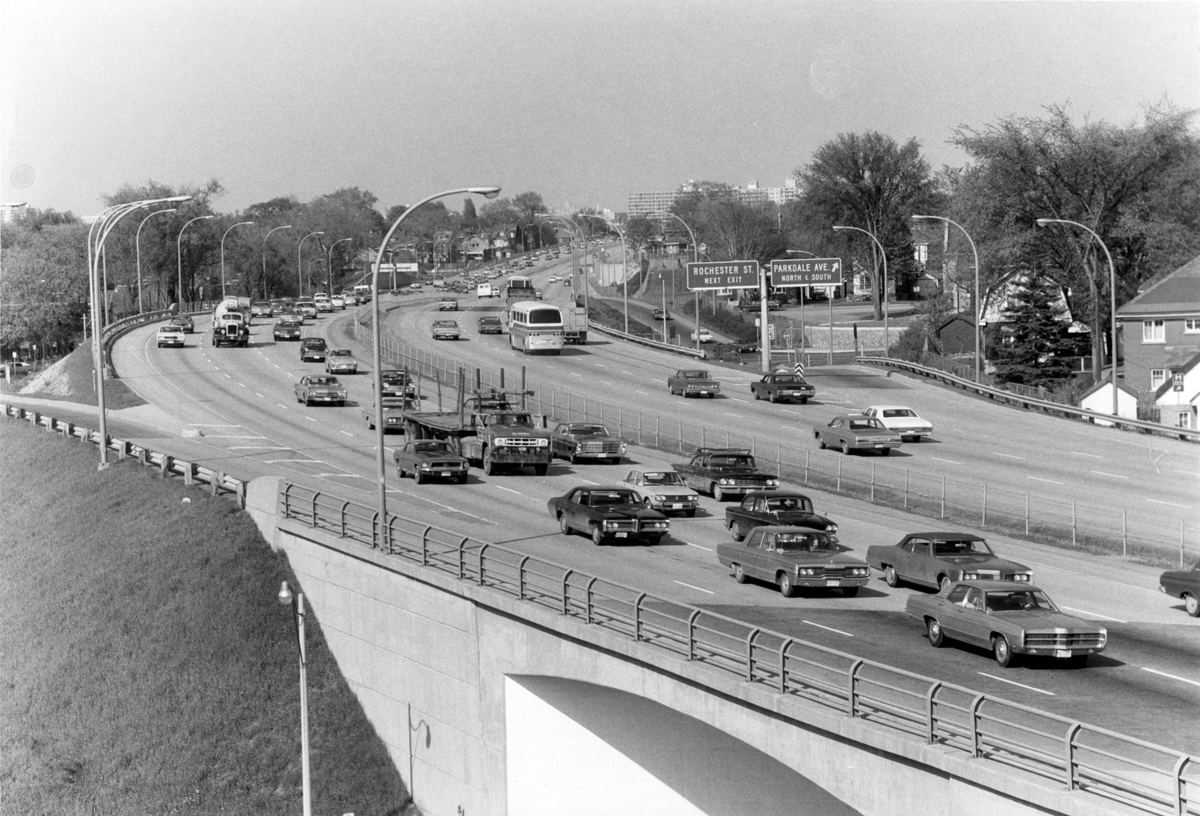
[97,262,1199,756]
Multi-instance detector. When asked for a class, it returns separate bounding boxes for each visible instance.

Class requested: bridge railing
[277,480,1198,816]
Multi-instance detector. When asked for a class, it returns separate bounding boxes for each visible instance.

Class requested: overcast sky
[2,0,1196,218]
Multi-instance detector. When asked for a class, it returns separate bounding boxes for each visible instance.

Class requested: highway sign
[686,260,759,290]
[768,257,843,286]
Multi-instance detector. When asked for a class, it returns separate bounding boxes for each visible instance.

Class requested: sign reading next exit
[685,260,760,290]
[769,257,843,286]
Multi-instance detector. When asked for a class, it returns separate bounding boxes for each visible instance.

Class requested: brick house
[1115,254,1200,424]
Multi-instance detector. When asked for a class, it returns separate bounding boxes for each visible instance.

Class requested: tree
[0,222,91,355]
[796,132,940,319]
[511,192,546,226]
[951,103,1200,376]
[991,275,1077,387]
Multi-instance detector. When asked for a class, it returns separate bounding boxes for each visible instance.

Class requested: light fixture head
[277,581,293,605]
[1035,218,1051,227]
[471,186,502,200]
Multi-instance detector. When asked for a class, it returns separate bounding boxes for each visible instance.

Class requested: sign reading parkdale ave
[768,258,843,286]
[685,260,760,290]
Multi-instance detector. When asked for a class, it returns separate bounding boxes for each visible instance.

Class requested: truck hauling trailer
[211,297,251,347]
[398,386,552,476]
[562,303,588,344]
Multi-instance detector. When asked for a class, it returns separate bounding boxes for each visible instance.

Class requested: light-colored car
[331,295,346,310]
[862,405,934,442]
[325,348,359,374]
[691,328,714,343]
[867,532,1032,592]
[477,283,495,298]
[621,469,699,516]
[156,325,185,348]
[296,300,317,319]
[814,415,902,455]
[431,319,460,340]
[293,375,347,406]
[438,298,459,311]
[717,526,870,598]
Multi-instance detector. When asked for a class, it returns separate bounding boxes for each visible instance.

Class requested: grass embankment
[1,344,145,410]
[0,421,408,815]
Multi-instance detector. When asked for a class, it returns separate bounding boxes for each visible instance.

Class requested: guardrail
[857,356,1200,443]
[99,303,213,378]
[1,403,246,507]
[279,481,1198,816]
[585,320,708,359]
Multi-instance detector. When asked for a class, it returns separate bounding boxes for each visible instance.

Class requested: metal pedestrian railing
[280,481,1199,816]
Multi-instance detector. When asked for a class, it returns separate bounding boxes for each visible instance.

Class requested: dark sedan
[550,422,626,464]
[725,492,838,543]
[547,486,670,545]
[1159,560,1200,617]
[394,439,469,484]
[867,532,1032,592]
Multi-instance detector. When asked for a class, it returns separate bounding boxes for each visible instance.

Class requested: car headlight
[574,444,583,453]
[961,571,980,580]
[827,523,838,532]
[536,438,549,447]
[766,479,779,487]
[1011,573,1032,582]
[1098,629,1107,646]
[797,568,819,576]
[852,567,870,576]
[719,478,733,485]
[618,443,627,453]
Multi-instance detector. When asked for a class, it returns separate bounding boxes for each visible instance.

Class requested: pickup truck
[750,372,815,404]
[673,447,779,502]
[667,369,720,398]
[724,491,839,542]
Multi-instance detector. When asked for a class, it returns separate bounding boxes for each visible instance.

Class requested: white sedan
[620,469,700,517]
[861,405,934,442]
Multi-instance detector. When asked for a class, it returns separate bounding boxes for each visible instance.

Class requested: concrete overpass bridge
[246,477,1197,816]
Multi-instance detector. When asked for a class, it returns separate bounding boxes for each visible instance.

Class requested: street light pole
[297,231,324,297]
[176,215,214,308]
[648,211,701,351]
[262,225,294,299]
[1036,217,1120,417]
[371,187,501,549]
[220,221,255,300]
[537,213,588,313]
[912,214,981,382]
[276,582,311,816]
[326,237,352,296]
[833,225,890,355]
[135,208,176,314]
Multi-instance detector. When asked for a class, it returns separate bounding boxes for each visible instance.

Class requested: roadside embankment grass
[0,419,408,815]
[0,344,145,409]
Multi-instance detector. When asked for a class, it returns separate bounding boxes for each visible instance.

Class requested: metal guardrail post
[686,609,701,661]
[777,638,794,692]
[982,483,987,527]
[925,682,943,743]
[371,510,381,549]
[419,526,432,564]
[585,577,598,625]
[848,658,864,717]
[477,544,489,585]
[745,628,761,681]
[970,694,986,758]
[457,538,469,579]
[633,592,646,642]
[310,492,320,528]
[1170,755,1190,816]
[517,556,530,601]
[1065,722,1083,792]
[561,569,574,615]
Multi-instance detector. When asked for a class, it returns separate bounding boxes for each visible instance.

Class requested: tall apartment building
[627,178,802,217]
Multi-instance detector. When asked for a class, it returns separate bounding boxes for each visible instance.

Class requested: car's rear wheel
[684,509,696,518]
[457,473,468,485]
[880,448,891,456]
[992,635,1014,668]
[778,572,797,598]
[1185,593,1199,617]
[884,566,900,588]
[926,618,945,647]
[732,564,747,584]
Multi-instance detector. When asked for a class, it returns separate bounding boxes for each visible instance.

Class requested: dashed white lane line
[1147,499,1190,509]
[993,452,1024,459]
[304,416,317,422]
[277,404,289,410]
[571,372,582,377]
[782,408,804,415]
[803,620,854,637]
[978,673,1055,696]
[1142,668,1200,689]
[578,479,600,485]
[1060,606,1126,623]
[1071,451,1104,459]
[340,430,355,437]
[230,445,290,450]
[1090,470,1129,480]
[1028,476,1063,485]
[256,393,266,399]
[224,373,232,379]
[593,362,607,368]
[674,580,714,594]
[723,412,743,418]
[494,485,522,495]
[685,542,713,552]
[636,390,649,396]
[728,397,748,403]
[932,457,962,465]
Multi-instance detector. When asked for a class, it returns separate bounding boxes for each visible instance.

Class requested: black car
[299,337,328,362]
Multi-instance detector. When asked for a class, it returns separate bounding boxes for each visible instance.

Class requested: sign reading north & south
[768,258,843,286]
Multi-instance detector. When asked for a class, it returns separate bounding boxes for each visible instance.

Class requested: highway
[99,262,1200,757]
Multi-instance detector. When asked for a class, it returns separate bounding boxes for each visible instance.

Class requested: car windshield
[381,371,408,384]
[329,349,351,357]
[491,413,531,426]
[570,425,608,436]
[303,340,326,348]
[985,590,1057,612]
[882,408,917,418]
[848,418,884,430]
[309,376,336,385]
[772,532,833,552]
[682,371,709,379]
[588,491,638,506]
[772,375,803,383]
[933,538,992,556]
[641,472,682,486]
[413,441,450,454]
[766,497,812,513]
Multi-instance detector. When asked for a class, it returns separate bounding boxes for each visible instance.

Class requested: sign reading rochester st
[686,260,759,290]
[768,257,843,287]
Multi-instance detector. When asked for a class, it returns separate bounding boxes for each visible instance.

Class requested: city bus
[508,301,564,355]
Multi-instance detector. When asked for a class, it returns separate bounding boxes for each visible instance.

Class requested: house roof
[1117,254,1200,319]
[1078,372,1136,402]
[1152,350,1200,402]
[935,313,978,332]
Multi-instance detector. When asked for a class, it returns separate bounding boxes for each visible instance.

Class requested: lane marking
[993,452,1024,459]
[723,412,743,418]
[684,542,713,551]
[1142,667,1200,689]
[782,409,804,415]
[265,458,319,464]
[238,382,247,388]
[932,457,962,465]
[803,620,854,637]
[578,479,600,485]
[1028,476,1063,485]
[1147,499,1190,509]
[304,416,317,422]
[1089,470,1129,480]
[1070,451,1104,459]
[340,430,355,437]
[494,485,522,495]
[1059,606,1126,623]
[570,372,582,377]
[256,393,266,399]
[229,445,290,450]
[315,472,361,479]
[593,363,607,368]
[674,580,714,594]
[277,404,289,410]
[203,435,266,439]
[978,673,1055,696]
[728,397,748,403]
[189,424,241,427]
[636,390,649,396]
